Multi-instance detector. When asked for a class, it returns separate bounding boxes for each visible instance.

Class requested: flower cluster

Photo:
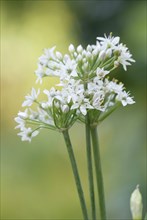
[15,34,135,142]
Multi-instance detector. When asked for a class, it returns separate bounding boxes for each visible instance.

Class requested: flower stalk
[85,113,96,220]
[62,130,89,220]
[91,126,107,220]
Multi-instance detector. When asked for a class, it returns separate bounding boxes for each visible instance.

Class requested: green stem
[85,114,96,220]
[62,130,89,220]
[91,126,107,220]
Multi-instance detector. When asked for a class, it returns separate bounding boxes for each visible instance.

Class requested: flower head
[15,33,135,141]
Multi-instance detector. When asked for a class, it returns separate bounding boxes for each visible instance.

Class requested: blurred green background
[1,0,146,219]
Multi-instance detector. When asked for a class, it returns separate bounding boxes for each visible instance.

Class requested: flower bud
[130,185,143,220]
[106,48,112,57]
[82,50,87,57]
[87,45,92,52]
[74,52,77,57]
[62,105,69,113]
[99,50,106,60]
[56,51,63,60]
[92,48,99,56]
[41,102,50,109]
[82,62,89,71]
[69,44,75,53]
[114,60,120,68]
[77,54,82,62]
[77,45,83,53]
[86,51,92,59]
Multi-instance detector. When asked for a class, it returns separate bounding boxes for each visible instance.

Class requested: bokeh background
[1,0,146,219]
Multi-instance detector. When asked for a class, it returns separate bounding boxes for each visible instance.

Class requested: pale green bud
[130,185,143,220]
[87,44,92,52]
[77,45,83,53]
[62,105,69,113]
[86,51,92,59]
[92,48,99,56]
[69,44,75,53]
[99,50,106,60]
[56,51,62,60]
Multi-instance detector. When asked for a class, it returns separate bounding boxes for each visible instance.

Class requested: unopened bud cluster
[130,185,143,220]
[15,34,135,142]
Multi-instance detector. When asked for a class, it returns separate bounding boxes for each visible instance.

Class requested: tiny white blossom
[22,88,40,107]
[116,43,135,71]
[97,35,120,50]
[59,56,78,80]
[18,109,28,119]
[92,92,105,111]
[35,64,44,83]
[96,68,110,79]
[15,116,26,130]
[105,80,124,94]
[18,127,39,142]
[116,91,135,106]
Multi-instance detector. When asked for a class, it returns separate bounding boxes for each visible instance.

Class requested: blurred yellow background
[1,1,146,219]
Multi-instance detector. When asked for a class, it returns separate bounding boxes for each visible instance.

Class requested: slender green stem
[84,80,96,220]
[62,130,89,220]
[85,114,96,220]
[91,126,107,220]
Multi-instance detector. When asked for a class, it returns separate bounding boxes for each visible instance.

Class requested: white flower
[92,91,105,111]
[105,80,124,94]
[116,44,135,71]
[130,185,143,220]
[39,46,56,65]
[15,116,26,130]
[71,89,93,115]
[96,67,110,79]
[22,88,40,107]
[97,34,120,50]
[60,56,78,79]
[29,109,39,120]
[18,127,39,142]
[35,64,45,83]
[18,109,28,119]
[116,90,135,106]
[43,88,60,107]
[71,101,93,116]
